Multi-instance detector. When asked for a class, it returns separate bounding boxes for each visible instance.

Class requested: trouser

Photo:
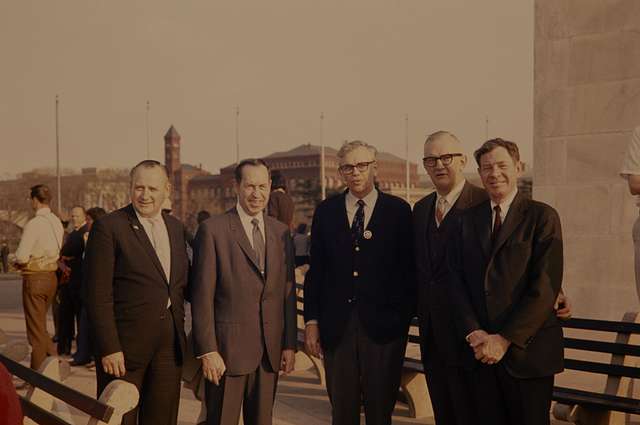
[204,354,278,425]
[73,306,93,362]
[96,312,182,425]
[471,363,554,425]
[22,272,58,369]
[57,283,79,354]
[421,322,475,425]
[323,312,407,425]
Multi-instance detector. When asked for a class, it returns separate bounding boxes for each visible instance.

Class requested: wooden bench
[552,312,640,425]
[0,352,139,425]
[293,283,434,419]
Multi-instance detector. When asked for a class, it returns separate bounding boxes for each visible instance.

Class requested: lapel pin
[363,230,372,240]
[132,224,140,230]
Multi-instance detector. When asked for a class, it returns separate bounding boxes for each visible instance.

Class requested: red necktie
[492,205,502,243]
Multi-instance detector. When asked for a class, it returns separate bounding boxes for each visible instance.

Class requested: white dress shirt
[135,209,171,307]
[15,207,64,265]
[490,188,518,231]
[236,202,265,249]
[345,188,379,228]
[435,179,466,224]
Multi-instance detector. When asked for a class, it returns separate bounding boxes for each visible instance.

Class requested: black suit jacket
[84,204,190,369]
[304,191,414,350]
[60,224,88,290]
[413,182,487,368]
[449,192,564,378]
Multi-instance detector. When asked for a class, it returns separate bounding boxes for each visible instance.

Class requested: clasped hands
[201,349,295,386]
[467,330,511,365]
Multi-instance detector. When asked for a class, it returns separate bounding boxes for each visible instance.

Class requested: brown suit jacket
[190,207,297,376]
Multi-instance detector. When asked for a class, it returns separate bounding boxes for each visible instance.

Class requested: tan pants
[22,272,57,369]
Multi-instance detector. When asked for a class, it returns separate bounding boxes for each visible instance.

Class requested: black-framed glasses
[422,153,463,167]
[338,161,376,175]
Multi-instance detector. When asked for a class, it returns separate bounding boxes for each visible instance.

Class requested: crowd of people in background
[3,131,578,425]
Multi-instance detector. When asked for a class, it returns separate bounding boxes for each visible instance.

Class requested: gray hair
[336,140,377,161]
[424,130,461,145]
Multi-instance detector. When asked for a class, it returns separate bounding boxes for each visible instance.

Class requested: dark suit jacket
[84,204,190,369]
[449,192,564,378]
[190,208,297,376]
[413,182,487,368]
[60,224,88,290]
[304,191,414,350]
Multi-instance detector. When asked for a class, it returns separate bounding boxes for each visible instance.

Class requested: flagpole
[320,112,325,200]
[55,95,62,214]
[146,100,151,158]
[405,113,410,203]
[235,106,240,164]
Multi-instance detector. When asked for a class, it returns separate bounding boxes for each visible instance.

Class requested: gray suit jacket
[190,207,297,375]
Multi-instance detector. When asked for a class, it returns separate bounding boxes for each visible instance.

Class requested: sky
[0,0,534,179]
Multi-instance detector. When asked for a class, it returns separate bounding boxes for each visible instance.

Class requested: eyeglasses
[338,161,376,175]
[422,153,463,168]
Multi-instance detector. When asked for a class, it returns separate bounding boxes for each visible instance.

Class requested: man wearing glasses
[304,140,414,425]
[413,131,487,424]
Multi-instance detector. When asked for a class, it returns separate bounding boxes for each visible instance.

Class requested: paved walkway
[0,273,571,424]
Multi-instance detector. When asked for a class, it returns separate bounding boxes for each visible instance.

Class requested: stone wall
[534,0,640,318]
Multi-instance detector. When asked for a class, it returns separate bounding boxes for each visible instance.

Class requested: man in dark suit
[191,158,296,425]
[304,140,413,425]
[413,131,487,425]
[449,138,564,425]
[58,206,88,356]
[84,160,190,425]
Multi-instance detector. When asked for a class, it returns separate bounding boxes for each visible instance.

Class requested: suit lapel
[490,193,527,258]
[473,200,493,261]
[164,213,182,286]
[124,204,169,285]
[264,216,278,285]
[228,208,262,274]
[365,192,385,234]
[419,193,436,266]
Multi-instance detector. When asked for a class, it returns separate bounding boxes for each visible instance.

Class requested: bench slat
[564,358,640,379]
[19,397,74,425]
[561,318,640,334]
[553,386,640,415]
[564,337,640,356]
[0,353,113,422]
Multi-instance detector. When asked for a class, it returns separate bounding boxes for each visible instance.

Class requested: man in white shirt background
[14,184,64,370]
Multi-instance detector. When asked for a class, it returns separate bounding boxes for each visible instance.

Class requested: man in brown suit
[191,158,297,425]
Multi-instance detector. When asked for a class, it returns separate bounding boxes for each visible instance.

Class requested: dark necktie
[492,205,502,244]
[351,199,365,242]
[251,218,266,274]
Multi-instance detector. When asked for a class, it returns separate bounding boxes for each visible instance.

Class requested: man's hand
[466,329,489,350]
[201,352,226,386]
[304,323,323,359]
[280,349,295,374]
[476,334,511,364]
[101,352,126,377]
[555,292,572,320]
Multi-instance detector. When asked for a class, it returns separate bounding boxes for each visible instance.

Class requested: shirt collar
[491,188,518,213]
[436,179,466,206]
[35,207,52,217]
[345,188,378,208]
[236,202,263,225]
[134,208,162,223]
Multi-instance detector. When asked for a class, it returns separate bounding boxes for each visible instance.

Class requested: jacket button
[355,246,360,252]
[353,271,359,277]
[485,290,491,296]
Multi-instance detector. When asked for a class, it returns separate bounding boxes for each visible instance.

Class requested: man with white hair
[304,140,414,425]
